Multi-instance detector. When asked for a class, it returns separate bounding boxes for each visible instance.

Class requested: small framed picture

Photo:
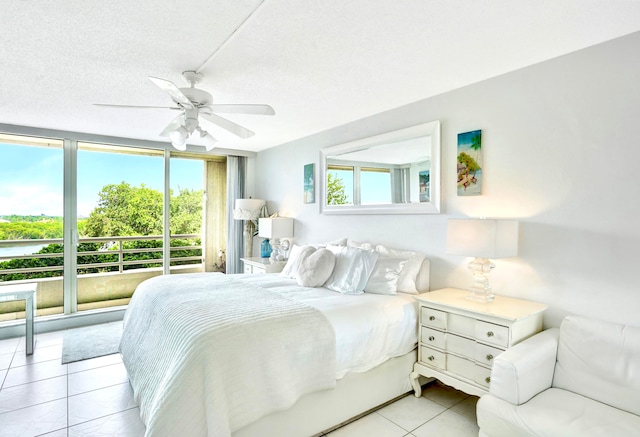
[304,163,315,204]
[457,130,482,196]
[419,170,430,202]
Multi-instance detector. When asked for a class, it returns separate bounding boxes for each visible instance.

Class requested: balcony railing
[0,234,203,278]
[0,235,205,319]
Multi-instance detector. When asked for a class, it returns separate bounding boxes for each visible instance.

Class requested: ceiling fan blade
[148,76,194,109]
[200,113,255,139]
[210,104,275,116]
[93,103,180,110]
[159,114,185,137]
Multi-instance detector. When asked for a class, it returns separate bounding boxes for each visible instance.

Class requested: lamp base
[269,238,283,263]
[243,220,255,258]
[466,257,495,302]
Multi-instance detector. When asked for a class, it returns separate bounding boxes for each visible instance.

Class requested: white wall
[255,32,640,328]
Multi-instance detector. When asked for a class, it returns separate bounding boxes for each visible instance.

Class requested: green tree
[84,182,163,237]
[169,188,202,235]
[1,183,204,281]
[327,173,348,205]
[0,221,62,240]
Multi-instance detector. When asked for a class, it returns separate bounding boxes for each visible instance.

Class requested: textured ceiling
[1,0,639,153]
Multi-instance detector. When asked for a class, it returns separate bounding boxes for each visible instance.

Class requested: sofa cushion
[552,315,640,416]
[478,387,640,437]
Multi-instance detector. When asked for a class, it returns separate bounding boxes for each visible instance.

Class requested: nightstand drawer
[446,332,475,359]
[420,327,445,349]
[420,346,446,370]
[243,264,253,274]
[447,313,475,338]
[475,321,509,348]
[474,365,492,388]
[447,353,475,377]
[475,343,503,367]
[421,307,447,330]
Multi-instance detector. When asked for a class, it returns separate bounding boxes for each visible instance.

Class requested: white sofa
[476,315,640,436]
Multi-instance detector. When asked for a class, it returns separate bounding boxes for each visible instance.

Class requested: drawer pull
[429,316,436,321]
[486,331,494,337]
[428,336,435,341]
[428,355,435,361]
[486,354,494,361]
[485,376,491,384]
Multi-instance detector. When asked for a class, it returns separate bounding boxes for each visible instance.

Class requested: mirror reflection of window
[361,167,391,204]
[327,165,353,205]
[320,120,440,214]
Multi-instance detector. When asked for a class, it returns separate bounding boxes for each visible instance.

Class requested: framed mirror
[320,120,440,214]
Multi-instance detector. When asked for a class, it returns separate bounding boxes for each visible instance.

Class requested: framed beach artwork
[303,163,315,204]
[457,130,482,196]
[419,170,430,202]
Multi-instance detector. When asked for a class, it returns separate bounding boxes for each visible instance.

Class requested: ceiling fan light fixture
[197,127,218,151]
[171,138,187,151]
[169,125,188,151]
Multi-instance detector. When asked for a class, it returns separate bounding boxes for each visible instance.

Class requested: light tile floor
[0,326,479,437]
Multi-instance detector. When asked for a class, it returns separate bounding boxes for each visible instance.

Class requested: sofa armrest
[489,328,559,405]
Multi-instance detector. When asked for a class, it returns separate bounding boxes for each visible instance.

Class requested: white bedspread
[231,274,419,379]
[120,273,336,437]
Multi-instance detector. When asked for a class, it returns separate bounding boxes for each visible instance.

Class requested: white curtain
[226,156,246,274]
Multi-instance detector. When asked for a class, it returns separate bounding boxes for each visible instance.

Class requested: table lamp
[446,218,519,302]
[233,198,265,258]
[258,217,294,263]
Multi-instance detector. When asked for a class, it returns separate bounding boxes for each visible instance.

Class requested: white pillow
[364,257,408,295]
[375,245,426,294]
[295,247,336,287]
[324,245,378,295]
[280,244,304,278]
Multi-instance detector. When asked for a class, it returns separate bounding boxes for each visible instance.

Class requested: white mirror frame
[320,120,441,215]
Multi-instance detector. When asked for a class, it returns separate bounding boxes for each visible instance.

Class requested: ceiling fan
[94,71,275,151]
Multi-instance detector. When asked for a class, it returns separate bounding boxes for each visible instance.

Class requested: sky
[0,142,203,217]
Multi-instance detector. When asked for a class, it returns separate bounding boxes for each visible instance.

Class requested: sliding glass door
[0,131,227,322]
[0,134,65,320]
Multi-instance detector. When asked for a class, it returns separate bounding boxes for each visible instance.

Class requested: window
[0,130,227,324]
[76,143,165,312]
[0,134,65,319]
[169,156,204,271]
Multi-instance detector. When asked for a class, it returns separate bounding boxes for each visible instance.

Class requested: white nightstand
[241,257,286,274]
[410,288,547,397]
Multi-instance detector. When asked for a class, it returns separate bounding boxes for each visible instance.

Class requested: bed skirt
[233,349,418,437]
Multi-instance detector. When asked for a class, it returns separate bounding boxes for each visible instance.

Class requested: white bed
[120,247,430,437]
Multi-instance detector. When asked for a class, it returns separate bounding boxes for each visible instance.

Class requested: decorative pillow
[280,244,304,278]
[375,245,427,294]
[324,245,379,295]
[295,247,336,287]
[364,257,408,295]
[281,240,347,279]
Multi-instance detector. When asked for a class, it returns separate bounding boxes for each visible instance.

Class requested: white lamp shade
[258,217,294,239]
[446,219,518,259]
[233,199,265,220]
